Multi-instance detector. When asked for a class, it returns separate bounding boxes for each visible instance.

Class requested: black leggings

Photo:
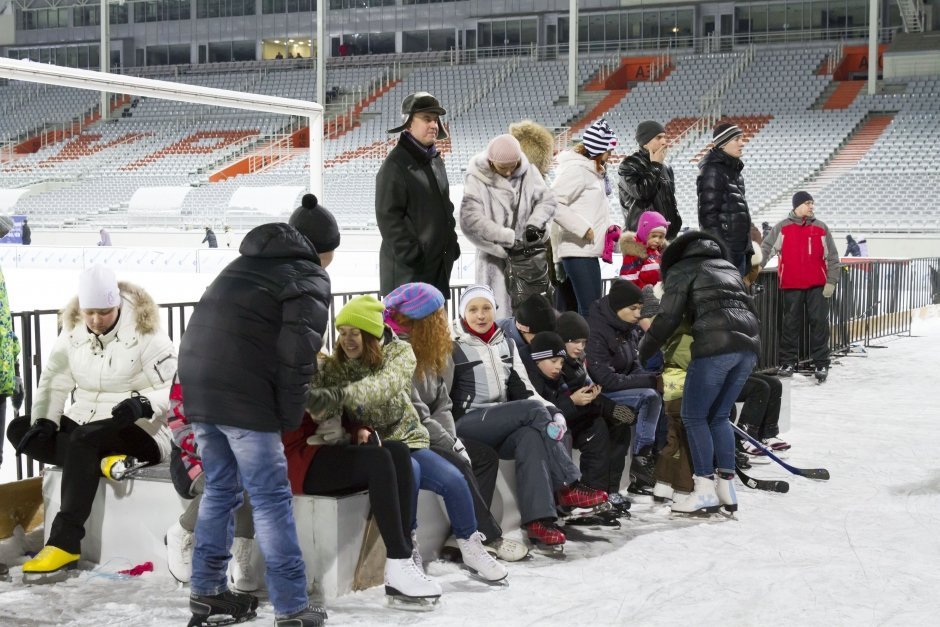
[737,373,783,440]
[302,440,414,560]
[6,414,160,554]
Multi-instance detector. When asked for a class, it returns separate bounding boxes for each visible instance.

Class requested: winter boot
[456,532,508,582]
[410,529,424,572]
[483,536,529,562]
[652,481,674,502]
[384,557,442,609]
[525,519,566,547]
[187,590,258,627]
[670,475,720,515]
[715,471,738,513]
[275,604,328,626]
[814,365,829,383]
[228,537,262,593]
[556,481,607,509]
[165,520,195,583]
[21,545,80,582]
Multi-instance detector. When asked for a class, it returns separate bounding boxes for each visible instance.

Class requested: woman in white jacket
[551,119,618,316]
[459,133,557,314]
[8,265,177,581]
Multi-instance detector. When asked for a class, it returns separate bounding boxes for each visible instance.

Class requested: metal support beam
[0,58,324,196]
[316,0,326,108]
[568,0,577,108]
[100,0,109,120]
[869,0,879,95]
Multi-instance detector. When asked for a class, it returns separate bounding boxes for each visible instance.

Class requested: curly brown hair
[392,308,451,377]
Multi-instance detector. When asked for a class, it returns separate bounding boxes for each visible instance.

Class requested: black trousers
[302,440,413,560]
[6,414,160,554]
[568,416,610,492]
[780,287,830,367]
[432,438,503,542]
[736,373,782,440]
[605,421,632,494]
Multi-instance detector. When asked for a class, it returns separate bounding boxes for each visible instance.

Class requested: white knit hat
[78,265,121,309]
[459,284,497,317]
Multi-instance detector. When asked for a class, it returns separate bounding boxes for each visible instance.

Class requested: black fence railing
[11,257,939,479]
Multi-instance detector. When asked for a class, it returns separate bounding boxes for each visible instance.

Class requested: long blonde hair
[392,308,451,377]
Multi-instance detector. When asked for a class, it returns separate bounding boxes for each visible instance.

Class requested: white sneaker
[652,481,675,502]
[228,537,262,593]
[165,521,193,583]
[410,529,424,572]
[384,557,442,598]
[483,537,529,562]
[457,532,508,582]
[715,472,737,513]
[670,476,720,515]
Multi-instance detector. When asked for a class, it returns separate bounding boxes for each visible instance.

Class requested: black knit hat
[515,293,556,334]
[712,122,743,149]
[289,194,340,254]
[792,191,814,209]
[608,279,643,312]
[636,120,666,147]
[529,332,567,362]
[555,311,590,342]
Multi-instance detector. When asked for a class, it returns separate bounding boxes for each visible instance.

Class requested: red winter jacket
[618,231,663,289]
[760,213,840,290]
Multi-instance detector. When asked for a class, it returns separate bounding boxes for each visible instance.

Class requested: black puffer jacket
[179,223,331,433]
[375,134,460,297]
[697,148,752,255]
[639,231,759,363]
[585,296,658,392]
[618,149,681,239]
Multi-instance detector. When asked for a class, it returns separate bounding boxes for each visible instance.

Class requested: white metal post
[568,0,578,108]
[100,0,110,120]
[868,0,879,95]
[317,0,326,107]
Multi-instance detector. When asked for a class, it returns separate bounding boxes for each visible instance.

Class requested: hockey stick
[731,423,830,480]
[735,467,789,493]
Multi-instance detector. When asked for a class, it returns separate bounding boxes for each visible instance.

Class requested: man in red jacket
[760,191,840,382]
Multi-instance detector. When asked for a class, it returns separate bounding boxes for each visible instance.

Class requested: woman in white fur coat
[8,265,177,580]
[459,133,557,315]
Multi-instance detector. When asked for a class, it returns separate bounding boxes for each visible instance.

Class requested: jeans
[432,443,502,542]
[411,448,477,540]
[191,423,307,618]
[602,388,663,454]
[561,257,602,317]
[681,352,757,476]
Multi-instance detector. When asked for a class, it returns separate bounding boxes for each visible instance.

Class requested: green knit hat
[335,295,385,338]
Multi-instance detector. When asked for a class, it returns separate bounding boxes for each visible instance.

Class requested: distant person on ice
[844,234,862,257]
[21,218,31,245]
[202,226,218,248]
[97,228,112,246]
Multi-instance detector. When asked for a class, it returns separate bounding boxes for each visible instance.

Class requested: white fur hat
[78,265,121,309]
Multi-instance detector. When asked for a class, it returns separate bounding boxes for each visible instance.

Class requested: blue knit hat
[384,282,445,320]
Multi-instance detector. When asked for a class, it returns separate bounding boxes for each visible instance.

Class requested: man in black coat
[375,91,460,297]
[177,194,337,623]
[618,120,681,239]
[697,122,753,277]
[21,218,31,245]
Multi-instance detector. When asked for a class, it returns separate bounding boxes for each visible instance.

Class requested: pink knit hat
[486,134,523,164]
[636,211,670,244]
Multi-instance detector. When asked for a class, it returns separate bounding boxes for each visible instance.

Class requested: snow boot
[525,519,566,548]
[652,481,674,502]
[457,532,508,582]
[483,536,529,562]
[165,520,194,583]
[384,557,441,610]
[814,365,828,383]
[275,604,329,626]
[21,545,80,583]
[715,471,738,513]
[670,475,720,515]
[556,481,607,509]
[228,537,262,593]
[187,590,258,627]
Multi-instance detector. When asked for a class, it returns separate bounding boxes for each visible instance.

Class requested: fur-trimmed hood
[60,281,160,334]
[619,230,648,258]
[509,120,555,176]
[659,230,729,279]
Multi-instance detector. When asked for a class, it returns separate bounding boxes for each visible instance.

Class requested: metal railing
[11,256,939,479]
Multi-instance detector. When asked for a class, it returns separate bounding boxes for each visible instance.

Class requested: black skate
[561,502,622,530]
[275,604,329,626]
[814,366,828,384]
[187,590,259,627]
[606,492,632,518]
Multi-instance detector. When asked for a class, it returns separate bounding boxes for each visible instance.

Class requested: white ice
[1,271,939,626]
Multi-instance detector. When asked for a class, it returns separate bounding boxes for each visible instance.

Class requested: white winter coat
[459,152,557,314]
[550,150,611,260]
[30,282,178,461]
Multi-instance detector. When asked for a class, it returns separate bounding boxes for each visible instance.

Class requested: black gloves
[638,334,658,367]
[307,387,346,418]
[525,225,545,244]
[111,395,154,427]
[15,418,57,455]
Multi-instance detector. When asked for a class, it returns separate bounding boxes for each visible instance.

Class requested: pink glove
[602,225,622,264]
